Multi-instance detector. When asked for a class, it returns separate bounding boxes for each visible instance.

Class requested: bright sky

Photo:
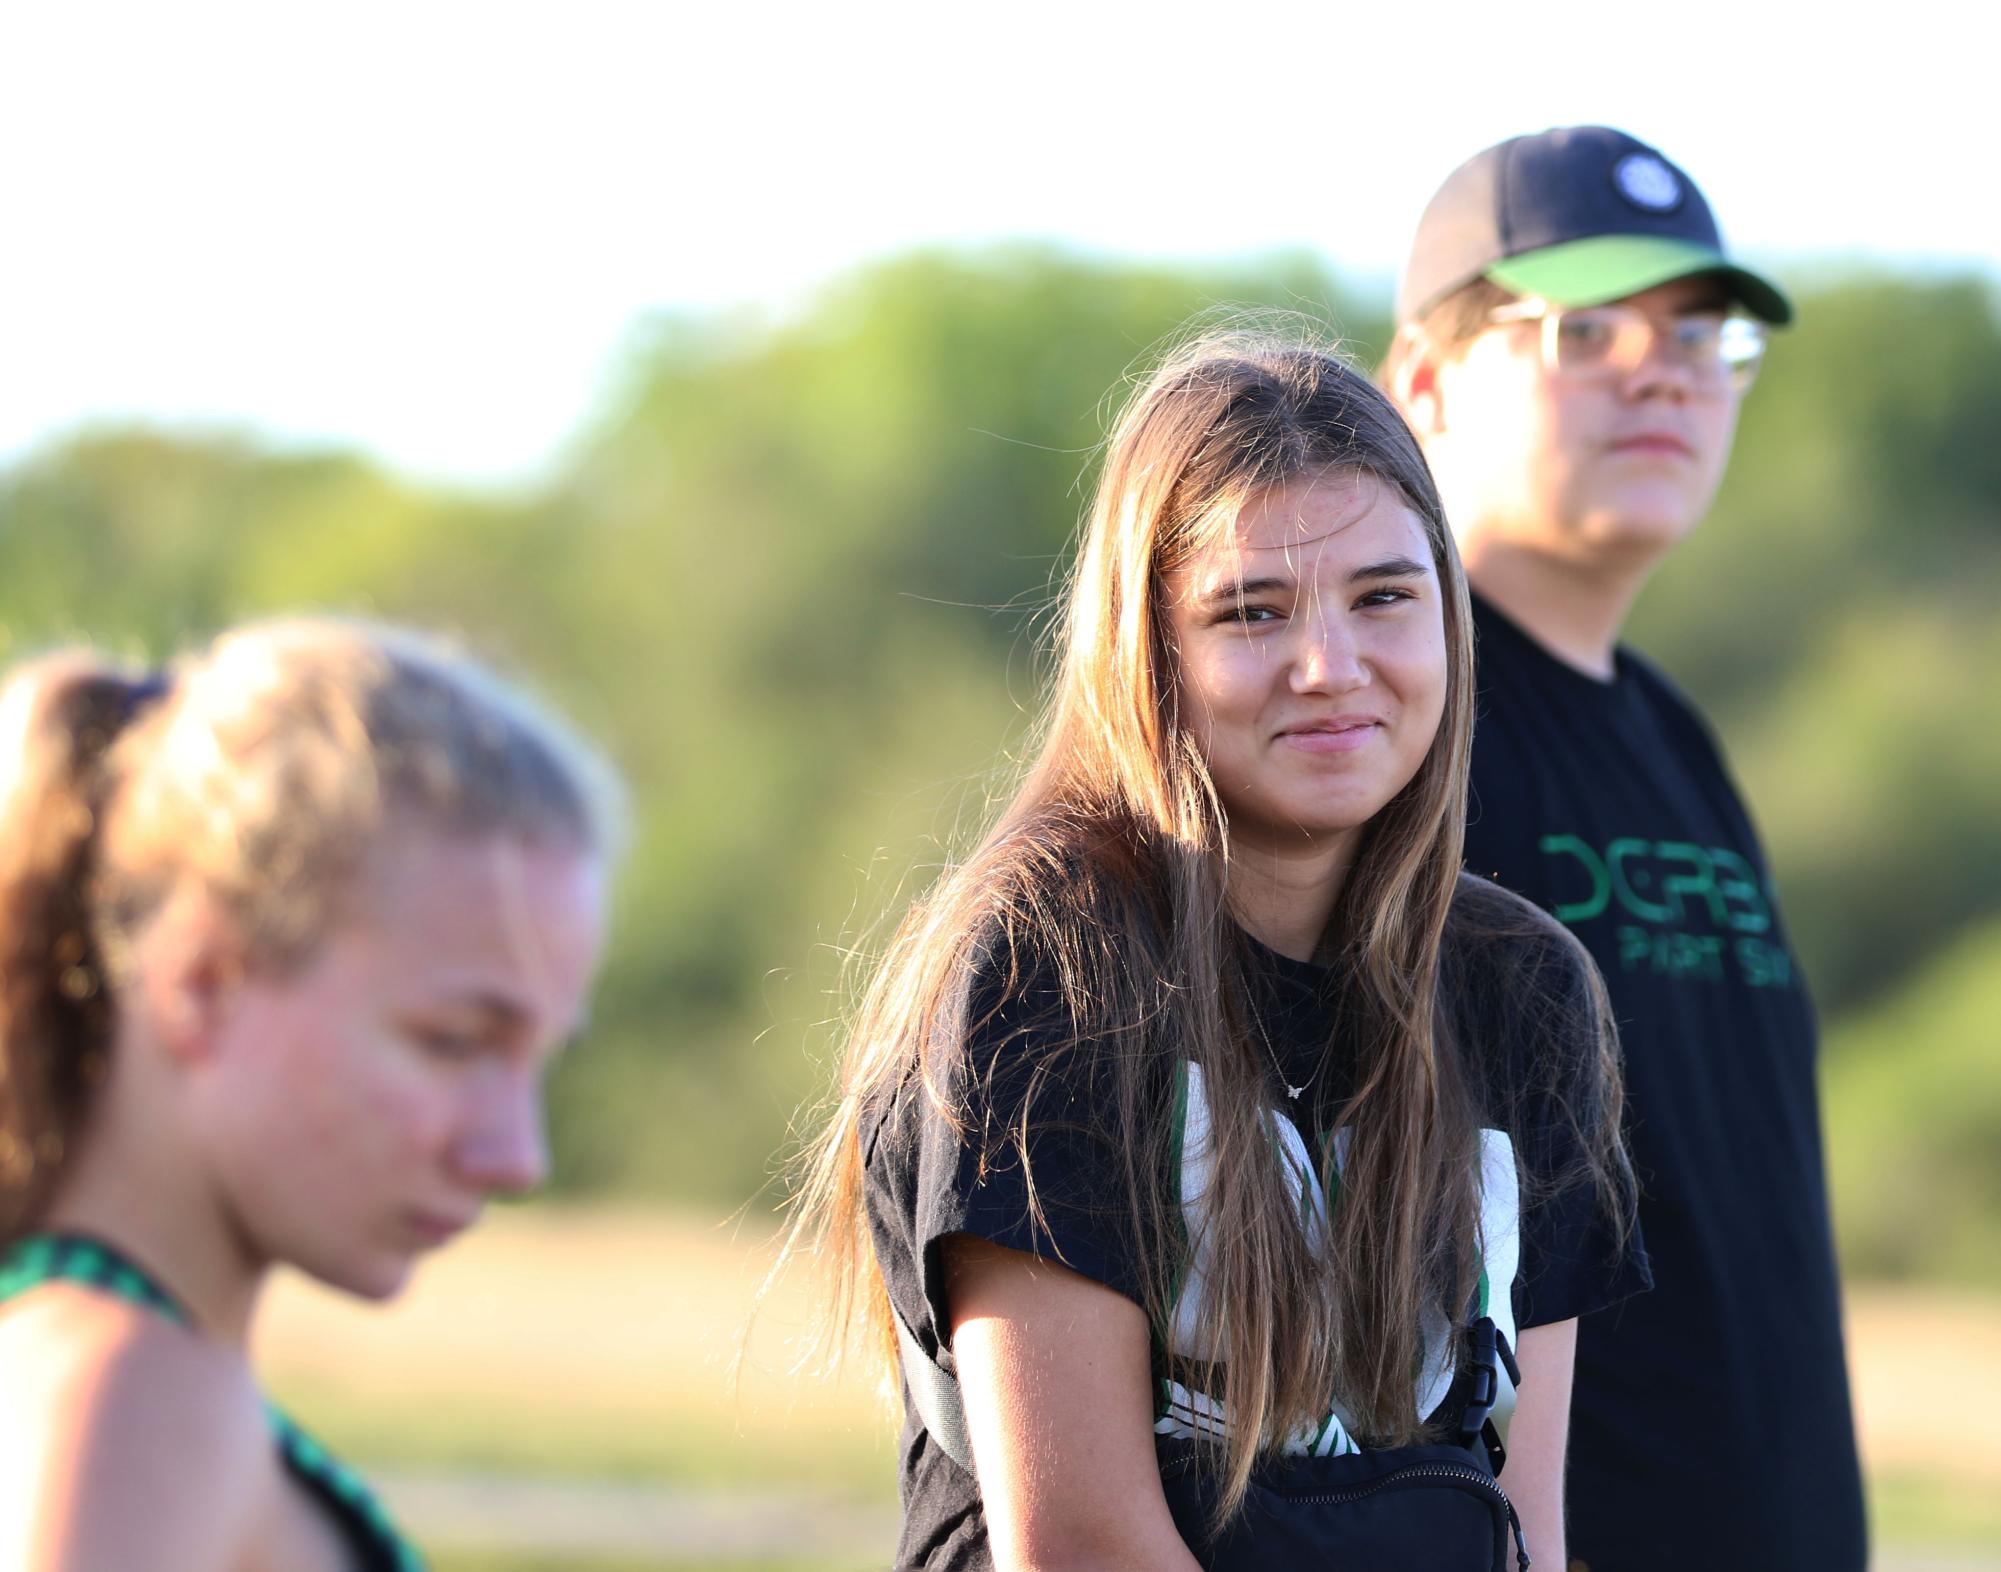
[5,0,1988,488]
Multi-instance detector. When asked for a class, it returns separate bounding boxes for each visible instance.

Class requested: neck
[1459,537,1653,680]
[1223,828,1357,962]
[41,1084,266,1348]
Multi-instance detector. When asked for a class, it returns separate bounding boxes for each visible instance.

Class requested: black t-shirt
[861,882,1650,1571]
[1462,592,1867,1571]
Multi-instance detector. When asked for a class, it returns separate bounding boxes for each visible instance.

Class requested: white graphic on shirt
[1154,1060,1519,1455]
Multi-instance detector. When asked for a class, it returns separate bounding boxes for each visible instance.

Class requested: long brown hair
[784,323,1627,1522]
[0,619,620,1246]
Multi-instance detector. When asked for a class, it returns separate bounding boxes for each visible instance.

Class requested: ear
[140,888,249,1066]
[1386,325,1449,439]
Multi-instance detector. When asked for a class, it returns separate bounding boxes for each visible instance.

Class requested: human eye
[409,1022,490,1062]
[1213,601,1282,626]
[1356,586,1417,610]
[1555,310,1618,357]
[1672,314,1726,353]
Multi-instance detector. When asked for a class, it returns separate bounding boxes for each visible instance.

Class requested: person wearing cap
[1383,126,1867,1571]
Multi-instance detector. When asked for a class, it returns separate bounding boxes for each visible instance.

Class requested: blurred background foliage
[3,247,1995,1285]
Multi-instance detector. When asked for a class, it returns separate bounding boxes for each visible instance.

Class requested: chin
[305,1249,418,1303]
[1616,476,1714,532]
[1575,502,1701,555]
[1244,795,1386,846]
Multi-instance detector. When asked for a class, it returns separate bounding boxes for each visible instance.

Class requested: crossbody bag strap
[892,1298,973,1470]
[1491,1327,1519,1449]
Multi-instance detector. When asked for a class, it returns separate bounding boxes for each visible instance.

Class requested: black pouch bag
[1158,1437,1525,1572]
[893,1300,1528,1571]
[1155,1316,1530,1572]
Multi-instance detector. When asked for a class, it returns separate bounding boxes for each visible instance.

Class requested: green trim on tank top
[0,1232,427,1572]
[0,1233,185,1322]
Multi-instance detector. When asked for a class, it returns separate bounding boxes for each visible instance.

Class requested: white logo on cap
[1614,152,1682,212]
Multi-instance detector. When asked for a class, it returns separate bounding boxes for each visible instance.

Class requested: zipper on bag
[1288,1461,1532,1571]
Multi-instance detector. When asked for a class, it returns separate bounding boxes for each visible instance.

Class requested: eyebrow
[1199,575,1292,606]
[1350,554,1431,582]
[1198,556,1430,605]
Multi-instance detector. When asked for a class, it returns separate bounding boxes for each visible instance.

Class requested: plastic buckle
[1457,1317,1501,1445]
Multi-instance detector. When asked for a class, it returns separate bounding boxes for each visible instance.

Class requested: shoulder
[1441,879,1635,1248]
[1443,872,1592,983]
[962,825,1170,1038]
[0,1282,262,1424]
[909,826,1171,1141]
[1616,642,1691,707]
[865,823,1163,1147]
[1619,646,1732,761]
[0,1287,273,1569]
[1441,874,1606,1093]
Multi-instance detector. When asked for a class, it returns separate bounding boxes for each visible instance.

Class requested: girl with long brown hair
[785,326,1647,1569]
[0,620,618,1571]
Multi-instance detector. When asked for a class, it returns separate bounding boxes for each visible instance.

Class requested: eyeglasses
[1485,298,1769,393]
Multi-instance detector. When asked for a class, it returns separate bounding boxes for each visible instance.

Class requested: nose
[453,1067,550,1197]
[1290,605,1369,694]
[1621,326,1697,402]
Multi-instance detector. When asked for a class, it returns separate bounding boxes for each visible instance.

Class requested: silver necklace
[1256,1016,1319,1103]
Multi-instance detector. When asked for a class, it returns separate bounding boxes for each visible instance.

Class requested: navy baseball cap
[1395,126,1792,327]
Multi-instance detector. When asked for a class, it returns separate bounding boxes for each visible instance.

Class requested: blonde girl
[0,620,618,1571]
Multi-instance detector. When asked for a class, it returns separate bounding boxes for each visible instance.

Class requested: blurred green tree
[2,255,1995,1275]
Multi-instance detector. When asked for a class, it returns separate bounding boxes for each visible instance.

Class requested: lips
[1276,716,1383,754]
[406,1209,478,1246]
[1607,431,1695,459]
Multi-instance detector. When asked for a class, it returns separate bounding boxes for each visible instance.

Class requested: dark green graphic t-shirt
[1462,592,1865,1571]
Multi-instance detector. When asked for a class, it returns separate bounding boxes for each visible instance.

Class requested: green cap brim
[1487,234,1793,325]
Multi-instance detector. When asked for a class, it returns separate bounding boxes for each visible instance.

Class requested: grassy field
[257,1206,2001,1565]
[261,1209,892,1494]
